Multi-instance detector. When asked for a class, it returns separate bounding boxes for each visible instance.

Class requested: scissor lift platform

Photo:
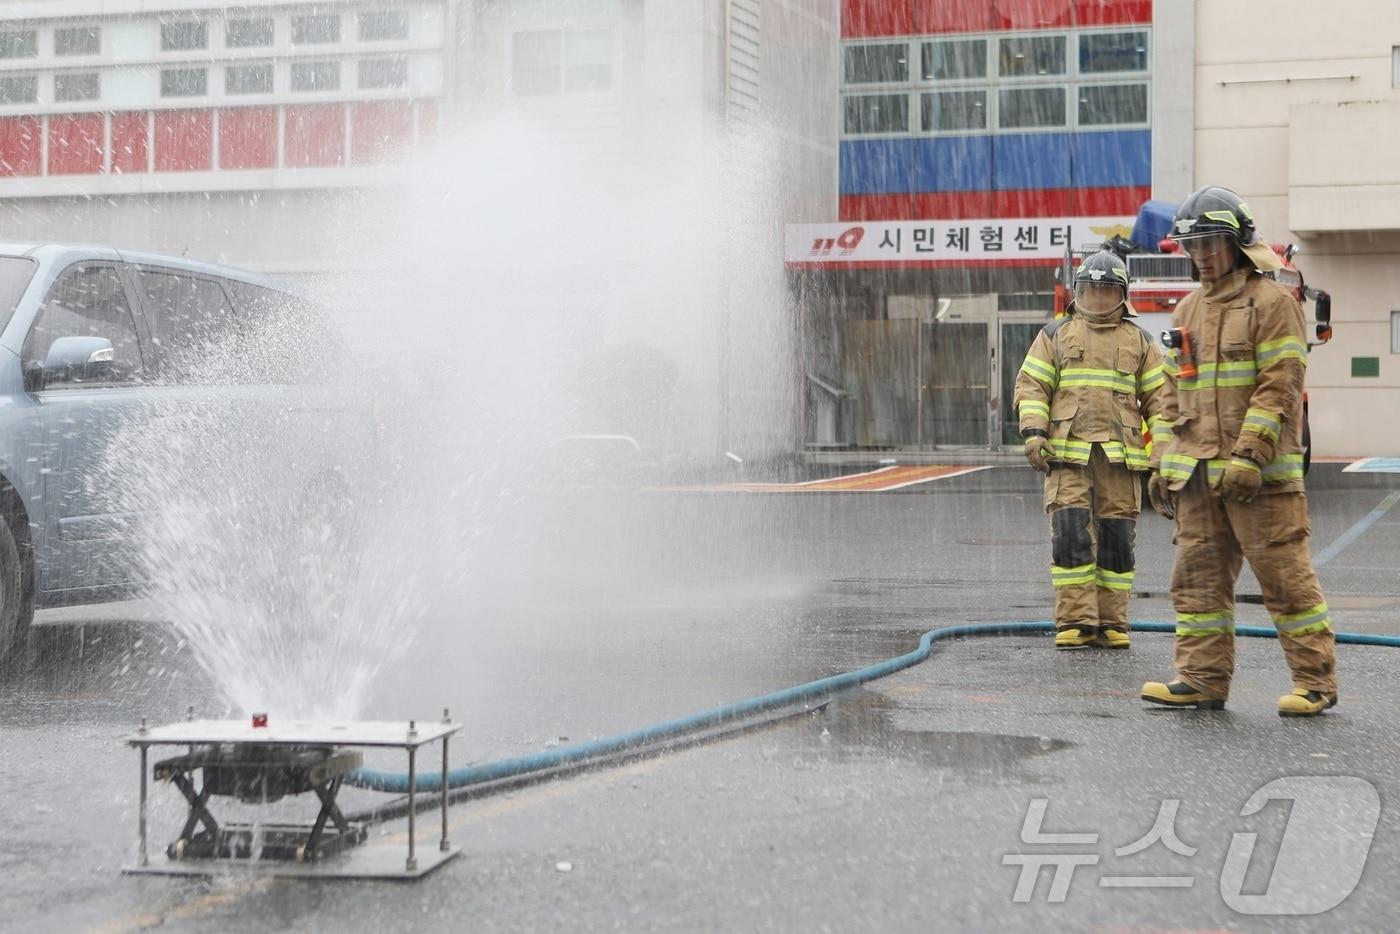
[123,717,460,880]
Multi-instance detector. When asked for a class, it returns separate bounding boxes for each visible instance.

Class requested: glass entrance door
[998,316,1048,445]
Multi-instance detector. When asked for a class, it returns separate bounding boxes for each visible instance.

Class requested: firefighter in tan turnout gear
[1014,250,1169,650]
[1140,185,1338,717]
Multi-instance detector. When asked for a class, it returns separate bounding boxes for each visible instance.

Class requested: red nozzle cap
[252,713,268,728]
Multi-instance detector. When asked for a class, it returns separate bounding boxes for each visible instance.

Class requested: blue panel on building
[1071,130,1152,188]
[912,136,992,193]
[839,139,914,195]
[992,133,1071,190]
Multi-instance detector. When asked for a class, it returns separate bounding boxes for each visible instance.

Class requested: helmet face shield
[1073,281,1125,314]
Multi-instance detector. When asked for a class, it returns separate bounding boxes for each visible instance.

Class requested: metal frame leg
[138,746,148,867]
[440,735,451,852]
[406,746,417,872]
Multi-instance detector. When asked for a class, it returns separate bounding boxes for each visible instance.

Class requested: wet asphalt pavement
[4,462,1400,932]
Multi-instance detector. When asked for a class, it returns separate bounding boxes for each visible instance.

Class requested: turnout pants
[1044,444,1141,633]
[1170,467,1337,700]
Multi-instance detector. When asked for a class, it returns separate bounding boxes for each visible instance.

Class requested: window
[358,11,408,41]
[843,93,908,134]
[290,61,340,92]
[24,264,144,384]
[921,89,987,132]
[512,30,562,95]
[0,75,37,104]
[161,21,208,52]
[0,257,36,336]
[843,43,908,84]
[137,269,236,382]
[998,86,1065,128]
[161,68,207,97]
[0,30,37,59]
[228,282,344,384]
[291,14,341,45]
[225,18,273,48]
[1078,83,1147,126]
[1392,311,1400,353]
[999,35,1066,77]
[1080,31,1148,74]
[922,39,986,81]
[358,58,407,90]
[54,72,100,103]
[54,26,101,57]
[565,29,612,91]
[511,29,614,96]
[226,63,273,95]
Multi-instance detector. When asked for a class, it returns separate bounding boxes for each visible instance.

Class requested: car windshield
[0,256,37,335]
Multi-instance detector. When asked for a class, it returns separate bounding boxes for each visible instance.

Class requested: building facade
[1196,0,1400,458]
[790,0,1192,453]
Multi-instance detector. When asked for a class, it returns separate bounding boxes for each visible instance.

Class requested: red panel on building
[417,100,438,144]
[994,0,1073,30]
[841,0,915,38]
[914,0,994,34]
[0,116,42,177]
[154,110,213,172]
[47,114,105,176]
[111,112,149,174]
[219,107,277,170]
[1074,0,1152,26]
[351,101,413,166]
[1074,185,1150,216]
[841,186,1150,221]
[285,104,345,168]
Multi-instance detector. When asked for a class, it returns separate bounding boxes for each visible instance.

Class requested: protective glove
[1220,457,1262,503]
[1024,435,1051,473]
[1147,470,1174,519]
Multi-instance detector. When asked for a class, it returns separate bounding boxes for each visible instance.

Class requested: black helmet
[1069,249,1133,316]
[1170,185,1281,271]
[1073,249,1130,292]
[1170,186,1256,244]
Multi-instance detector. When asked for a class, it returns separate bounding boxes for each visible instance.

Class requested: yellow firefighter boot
[1141,679,1225,710]
[1278,688,1338,718]
[1054,627,1096,649]
[1095,628,1130,649]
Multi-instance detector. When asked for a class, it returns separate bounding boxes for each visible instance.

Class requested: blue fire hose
[345,620,1400,795]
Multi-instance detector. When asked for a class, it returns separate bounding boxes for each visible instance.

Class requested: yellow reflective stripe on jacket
[1241,407,1281,442]
[1177,609,1234,637]
[1058,367,1137,394]
[1020,354,1058,387]
[1274,602,1331,636]
[1019,399,1050,420]
[1160,453,1301,485]
[1051,563,1095,587]
[1147,414,1173,444]
[1046,439,1148,469]
[1139,365,1166,393]
[1261,454,1304,482]
[1095,568,1134,591]
[1177,360,1258,390]
[1255,337,1308,368]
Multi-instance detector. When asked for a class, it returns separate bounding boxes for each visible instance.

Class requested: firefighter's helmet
[1070,250,1134,316]
[1170,185,1282,272]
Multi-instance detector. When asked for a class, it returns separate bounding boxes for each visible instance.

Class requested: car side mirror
[30,336,116,389]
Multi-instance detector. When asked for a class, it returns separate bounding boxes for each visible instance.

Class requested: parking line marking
[1315,490,1400,567]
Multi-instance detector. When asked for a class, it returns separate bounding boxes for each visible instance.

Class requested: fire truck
[1052,200,1334,473]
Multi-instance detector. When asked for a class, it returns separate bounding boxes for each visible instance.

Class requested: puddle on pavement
[794,687,1070,772]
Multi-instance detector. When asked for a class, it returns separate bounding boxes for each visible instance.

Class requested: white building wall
[1196,0,1400,457]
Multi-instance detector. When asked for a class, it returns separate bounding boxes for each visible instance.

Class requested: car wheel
[0,514,35,664]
